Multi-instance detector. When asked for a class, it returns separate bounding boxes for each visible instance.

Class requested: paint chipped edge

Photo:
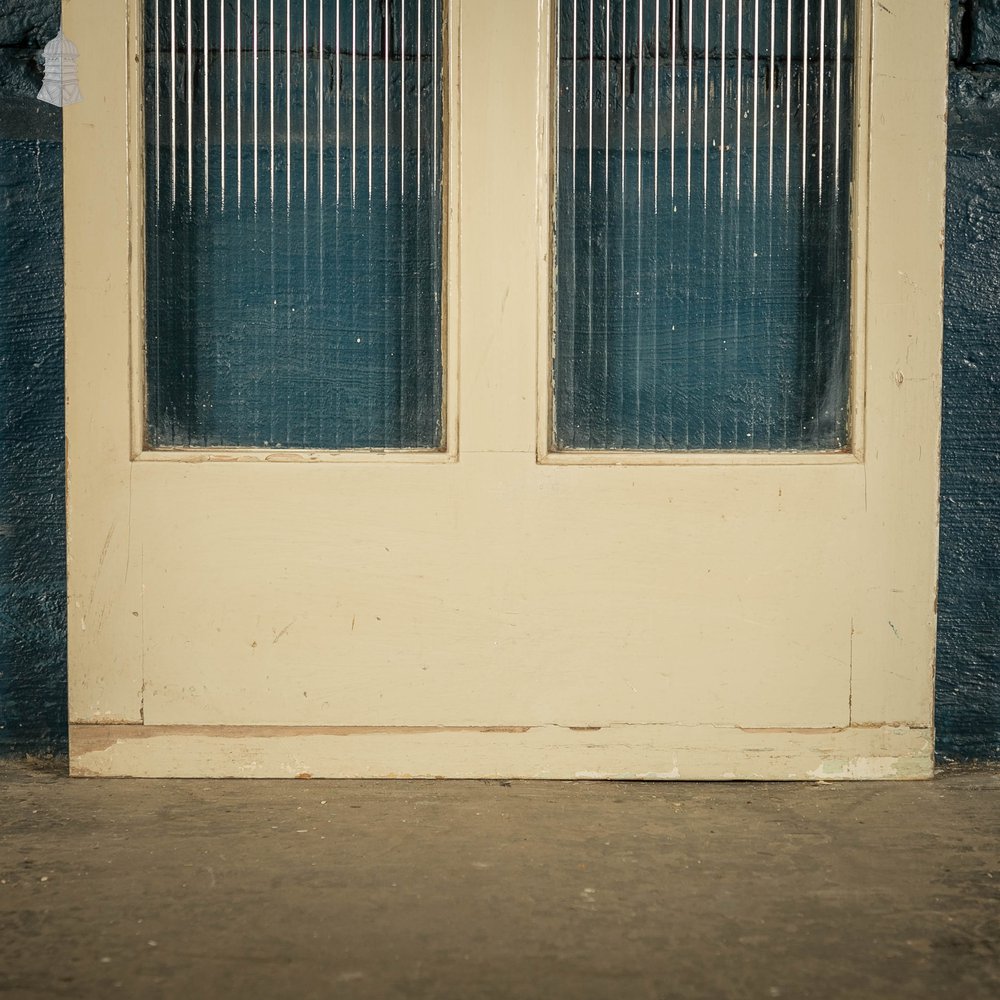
[69,723,933,780]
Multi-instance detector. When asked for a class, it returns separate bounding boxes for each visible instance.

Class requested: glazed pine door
[65,0,948,777]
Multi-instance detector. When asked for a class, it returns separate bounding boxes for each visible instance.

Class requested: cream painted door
[65,0,948,778]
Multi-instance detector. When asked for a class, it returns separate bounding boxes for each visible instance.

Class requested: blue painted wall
[0,3,66,754]
[0,0,997,758]
[936,1,1000,761]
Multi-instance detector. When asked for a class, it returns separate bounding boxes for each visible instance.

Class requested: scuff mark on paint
[807,756,901,780]
[637,768,681,780]
[272,620,296,644]
[849,618,855,725]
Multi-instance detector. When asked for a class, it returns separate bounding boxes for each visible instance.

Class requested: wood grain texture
[70,722,933,779]
[64,0,143,724]
[846,0,948,726]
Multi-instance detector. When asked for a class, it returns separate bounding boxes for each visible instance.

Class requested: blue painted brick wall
[0,0,65,753]
[937,1,1000,761]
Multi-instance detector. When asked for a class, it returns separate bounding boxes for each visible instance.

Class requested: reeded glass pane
[553,0,855,451]
[145,0,444,449]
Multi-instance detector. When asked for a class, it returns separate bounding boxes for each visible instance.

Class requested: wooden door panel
[65,0,947,778]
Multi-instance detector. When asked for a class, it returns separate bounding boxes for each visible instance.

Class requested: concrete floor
[1,761,998,1000]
